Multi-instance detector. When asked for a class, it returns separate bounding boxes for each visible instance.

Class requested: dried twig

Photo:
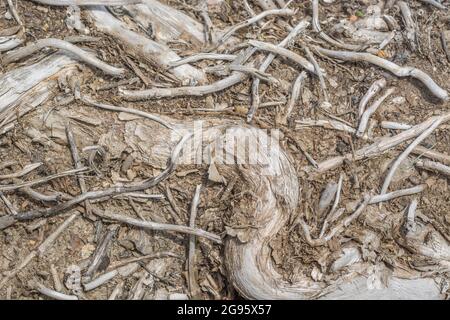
[411,146,450,165]
[7,0,23,26]
[398,1,417,51]
[95,210,221,244]
[119,71,248,100]
[441,31,450,62]
[380,118,443,195]
[188,185,202,298]
[299,219,325,247]
[358,79,387,118]
[112,192,164,201]
[168,53,236,68]
[319,174,344,238]
[107,252,181,270]
[35,282,78,300]
[124,56,152,87]
[0,134,191,228]
[121,45,254,100]
[0,212,80,289]
[120,44,256,101]
[418,0,447,9]
[300,194,370,246]
[323,195,371,241]
[248,40,316,74]
[0,25,24,52]
[247,19,310,122]
[82,257,164,293]
[304,46,328,102]
[206,64,279,84]
[415,159,450,177]
[305,113,450,173]
[311,0,364,51]
[357,87,395,138]
[296,118,356,134]
[50,264,64,292]
[87,6,205,84]
[29,0,141,5]
[17,182,65,202]
[64,35,102,43]
[315,47,448,101]
[216,8,295,45]
[369,185,426,204]
[108,281,124,300]
[0,192,17,215]
[242,0,261,26]
[0,163,42,180]
[128,266,154,300]
[199,1,215,44]
[301,183,425,246]
[0,167,88,193]
[281,71,307,123]
[66,123,93,218]
[381,121,412,130]
[80,95,174,130]
[165,185,183,224]
[3,39,125,77]
[294,140,319,169]
[405,199,418,233]
[83,269,118,292]
[317,182,338,216]
[124,0,206,46]
[254,0,277,10]
[85,227,117,279]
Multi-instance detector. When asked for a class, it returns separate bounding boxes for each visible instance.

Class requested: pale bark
[87,6,206,84]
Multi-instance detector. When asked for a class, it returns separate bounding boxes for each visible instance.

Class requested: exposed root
[123,0,206,46]
[168,53,236,68]
[86,6,206,84]
[29,0,141,5]
[1,0,448,301]
[119,71,248,100]
[296,118,356,135]
[418,0,447,10]
[307,113,450,173]
[315,47,449,101]
[416,160,450,177]
[216,8,295,45]
[358,78,387,118]
[247,18,310,122]
[248,40,317,74]
[280,71,307,123]
[379,117,444,196]
[93,209,221,244]
[0,212,80,290]
[357,87,395,138]
[3,38,125,77]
